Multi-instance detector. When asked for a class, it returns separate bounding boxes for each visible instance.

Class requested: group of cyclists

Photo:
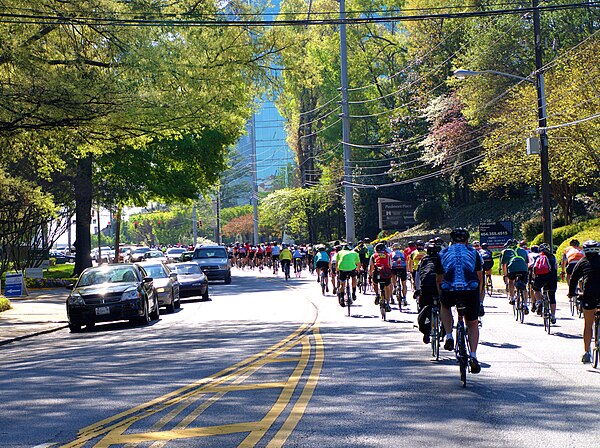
[227,232,600,367]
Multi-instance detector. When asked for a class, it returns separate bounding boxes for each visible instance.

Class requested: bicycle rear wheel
[431,311,440,360]
[486,275,493,296]
[347,283,352,316]
[594,316,600,368]
[320,273,326,295]
[456,326,467,388]
[544,297,551,334]
[570,296,576,316]
[519,290,525,324]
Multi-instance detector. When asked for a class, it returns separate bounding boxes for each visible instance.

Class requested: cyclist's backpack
[533,253,550,275]
[374,253,392,279]
[507,249,527,272]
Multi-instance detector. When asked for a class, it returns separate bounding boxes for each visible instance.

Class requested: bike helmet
[416,241,425,249]
[481,242,489,249]
[408,240,416,247]
[364,238,370,243]
[539,243,551,254]
[472,240,480,247]
[375,243,386,252]
[425,242,441,255]
[582,240,600,255]
[530,245,539,253]
[392,243,400,249]
[570,239,580,247]
[450,227,469,243]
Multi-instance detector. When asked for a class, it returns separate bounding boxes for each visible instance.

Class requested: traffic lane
[0,272,315,448]
[283,276,599,448]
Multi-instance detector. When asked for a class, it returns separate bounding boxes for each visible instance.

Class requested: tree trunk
[114,206,122,262]
[73,155,93,276]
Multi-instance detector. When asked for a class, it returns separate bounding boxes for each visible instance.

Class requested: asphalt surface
[0,269,598,448]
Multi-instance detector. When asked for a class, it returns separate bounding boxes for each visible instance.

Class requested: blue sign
[479,221,513,248]
[4,272,24,297]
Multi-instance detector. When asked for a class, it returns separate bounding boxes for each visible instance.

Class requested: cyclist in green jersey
[336,243,362,306]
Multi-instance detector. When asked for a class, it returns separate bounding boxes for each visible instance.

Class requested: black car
[167,262,209,300]
[66,264,159,332]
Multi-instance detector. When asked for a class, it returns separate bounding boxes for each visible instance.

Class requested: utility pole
[250,113,259,245]
[533,0,553,249]
[339,0,355,244]
[192,202,197,246]
[214,185,222,245]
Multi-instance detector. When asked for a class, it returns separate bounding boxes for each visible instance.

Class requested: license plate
[96,306,110,315]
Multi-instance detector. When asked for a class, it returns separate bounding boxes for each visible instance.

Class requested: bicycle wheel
[379,283,387,320]
[570,296,576,316]
[544,297,551,334]
[513,294,518,320]
[456,326,467,388]
[431,311,440,360]
[320,273,326,295]
[519,290,525,324]
[594,316,600,368]
[486,275,493,296]
[347,283,352,317]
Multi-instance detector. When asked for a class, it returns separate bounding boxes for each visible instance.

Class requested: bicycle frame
[455,307,470,388]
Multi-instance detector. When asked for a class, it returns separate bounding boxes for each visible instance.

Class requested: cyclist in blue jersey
[314,245,331,292]
[391,243,408,306]
[439,228,484,374]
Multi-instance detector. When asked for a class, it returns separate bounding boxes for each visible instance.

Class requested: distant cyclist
[336,243,361,307]
[568,240,600,363]
[416,241,444,343]
[391,243,408,306]
[439,228,484,374]
[271,242,281,273]
[314,245,331,292]
[562,239,584,283]
[329,245,340,294]
[279,244,293,276]
[370,243,393,312]
[531,243,558,323]
[501,239,529,308]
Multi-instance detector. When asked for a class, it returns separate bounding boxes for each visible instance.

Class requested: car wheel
[166,291,175,313]
[85,322,96,330]
[138,298,151,325]
[224,273,232,284]
[150,297,160,321]
[69,323,81,333]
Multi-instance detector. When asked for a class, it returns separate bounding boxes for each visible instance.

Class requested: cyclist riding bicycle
[568,240,600,363]
[370,243,393,312]
[336,243,361,307]
[439,227,484,374]
[416,241,444,343]
[408,240,426,298]
[501,239,529,311]
[562,239,584,283]
[271,242,281,273]
[314,245,331,292]
[329,245,340,294]
[531,243,558,323]
[279,244,293,276]
[292,246,303,273]
[391,243,408,306]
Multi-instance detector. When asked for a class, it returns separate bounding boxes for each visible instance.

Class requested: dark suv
[192,245,231,284]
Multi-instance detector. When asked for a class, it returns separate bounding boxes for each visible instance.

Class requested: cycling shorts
[566,262,578,275]
[507,271,527,281]
[272,254,280,261]
[532,273,557,293]
[581,295,600,310]
[330,264,337,275]
[441,289,480,322]
[248,252,255,260]
[338,269,357,282]
[316,261,329,271]
[392,267,407,281]
[373,271,392,287]
[256,253,264,259]
[482,260,494,272]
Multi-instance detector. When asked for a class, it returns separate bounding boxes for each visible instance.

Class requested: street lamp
[453,64,553,249]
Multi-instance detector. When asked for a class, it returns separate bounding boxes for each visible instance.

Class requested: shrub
[414,200,444,225]
[24,277,78,288]
[49,257,56,267]
[531,218,600,246]
[521,216,543,242]
[0,296,11,313]
[556,226,600,256]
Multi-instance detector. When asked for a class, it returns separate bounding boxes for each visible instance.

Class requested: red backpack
[533,253,550,275]
[374,252,392,279]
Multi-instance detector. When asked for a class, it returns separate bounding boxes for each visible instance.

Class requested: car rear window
[194,248,227,259]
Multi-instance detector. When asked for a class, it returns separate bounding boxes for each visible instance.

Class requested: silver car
[136,261,180,312]
[192,245,231,284]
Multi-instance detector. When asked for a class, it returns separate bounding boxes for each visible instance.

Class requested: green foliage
[531,218,600,246]
[521,217,544,242]
[556,226,600,257]
[221,205,254,227]
[414,200,445,225]
[0,297,11,313]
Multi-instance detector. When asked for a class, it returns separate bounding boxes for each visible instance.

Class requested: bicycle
[593,308,600,369]
[514,278,527,324]
[541,290,552,335]
[319,268,328,295]
[455,305,471,388]
[485,273,493,297]
[282,260,291,281]
[294,258,302,278]
[378,278,390,321]
[430,296,442,360]
[272,258,280,275]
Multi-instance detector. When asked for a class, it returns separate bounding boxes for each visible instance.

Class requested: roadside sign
[378,198,418,231]
[479,221,513,247]
[4,272,25,297]
[25,268,44,279]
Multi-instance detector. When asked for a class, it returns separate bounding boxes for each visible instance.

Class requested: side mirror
[66,284,74,290]
[170,272,178,280]
[143,277,153,283]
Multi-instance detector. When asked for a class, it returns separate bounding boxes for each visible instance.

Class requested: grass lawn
[0,296,11,313]
[45,264,75,279]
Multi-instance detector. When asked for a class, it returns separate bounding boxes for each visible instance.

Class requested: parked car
[91,246,114,263]
[167,262,209,300]
[49,251,75,264]
[142,249,168,263]
[118,246,134,262]
[180,251,194,261]
[66,264,159,332]
[128,246,151,262]
[136,261,180,312]
[192,245,231,284]
[165,247,187,262]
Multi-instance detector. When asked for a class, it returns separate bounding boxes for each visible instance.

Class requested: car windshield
[194,248,227,259]
[142,265,168,279]
[147,251,164,258]
[78,267,138,286]
[170,264,201,275]
[167,248,186,255]
[134,248,150,254]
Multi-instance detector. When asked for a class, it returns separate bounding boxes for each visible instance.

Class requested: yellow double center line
[62,319,324,448]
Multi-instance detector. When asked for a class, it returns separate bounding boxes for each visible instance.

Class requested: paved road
[0,269,597,447]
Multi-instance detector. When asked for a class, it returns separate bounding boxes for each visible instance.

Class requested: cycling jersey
[292,249,303,259]
[279,248,292,261]
[569,255,600,308]
[440,244,482,291]
[336,249,360,271]
[391,250,406,269]
[564,246,584,264]
[410,249,425,271]
[501,247,528,273]
[271,245,281,256]
[314,251,330,266]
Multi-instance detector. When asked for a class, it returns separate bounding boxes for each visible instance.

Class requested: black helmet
[570,239,580,247]
[375,243,386,252]
[531,245,539,253]
[539,243,551,254]
[425,242,441,255]
[582,240,600,255]
[450,227,469,243]
[364,238,370,243]
[408,240,416,247]
[481,242,489,249]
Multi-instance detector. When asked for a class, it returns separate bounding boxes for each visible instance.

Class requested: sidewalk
[0,289,69,346]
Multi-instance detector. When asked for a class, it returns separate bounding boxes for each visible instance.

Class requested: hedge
[555,226,600,258]
[0,296,11,313]
[24,277,78,288]
[531,218,600,247]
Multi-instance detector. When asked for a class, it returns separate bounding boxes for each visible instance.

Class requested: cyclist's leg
[440,292,454,344]
[350,270,357,298]
[583,307,595,355]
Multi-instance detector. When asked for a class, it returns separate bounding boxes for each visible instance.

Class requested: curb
[0,324,69,347]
